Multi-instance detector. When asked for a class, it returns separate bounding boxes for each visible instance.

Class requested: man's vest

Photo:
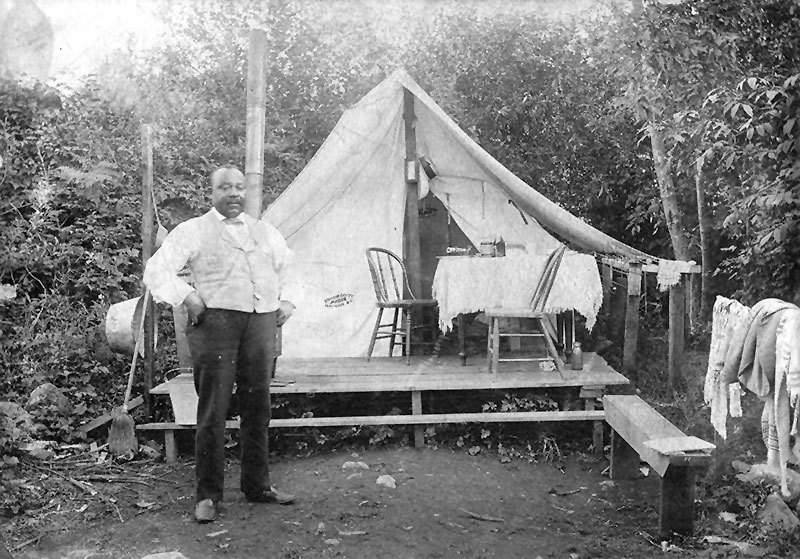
[188,212,281,313]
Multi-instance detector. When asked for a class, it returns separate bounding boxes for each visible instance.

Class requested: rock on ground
[25,382,72,415]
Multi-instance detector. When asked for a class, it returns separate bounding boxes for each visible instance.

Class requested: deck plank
[152,353,627,395]
[137,409,606,429]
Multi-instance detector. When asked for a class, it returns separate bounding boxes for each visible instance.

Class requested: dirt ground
[4,444,693,559]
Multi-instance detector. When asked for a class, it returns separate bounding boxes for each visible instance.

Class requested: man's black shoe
[245,486,295,505]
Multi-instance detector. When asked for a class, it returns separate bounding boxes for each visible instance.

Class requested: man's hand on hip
[183,291,207,326]
[276,300,295,327]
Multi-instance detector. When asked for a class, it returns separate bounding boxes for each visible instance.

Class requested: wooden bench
[603,395,715,537]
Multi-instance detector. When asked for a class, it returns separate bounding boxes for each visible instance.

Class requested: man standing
[144,164,296,523]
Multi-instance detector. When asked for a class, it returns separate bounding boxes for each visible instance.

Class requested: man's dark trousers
[187,308,276,503]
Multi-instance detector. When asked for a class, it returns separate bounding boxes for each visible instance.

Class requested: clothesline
[592,255,698,293]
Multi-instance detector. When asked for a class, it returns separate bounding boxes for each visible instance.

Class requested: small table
[432,252,602,365]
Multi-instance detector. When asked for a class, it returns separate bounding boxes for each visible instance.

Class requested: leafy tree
[406,8,664,255]
[94,0,401,217]
[0,78,142,436]
[615,0,799,311]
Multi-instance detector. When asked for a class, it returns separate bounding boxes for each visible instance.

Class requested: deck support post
[584,398,603,455]
[411,390,424,448]
[622,262,641,378]
[601,261,613,318]
[668,274,685,390]
[580,386,604,455]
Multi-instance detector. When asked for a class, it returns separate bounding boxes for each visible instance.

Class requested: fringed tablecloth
[432,252,602,333]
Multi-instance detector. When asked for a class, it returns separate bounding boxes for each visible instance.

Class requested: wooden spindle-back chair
[485,245,568,376]
[365,247,438,365]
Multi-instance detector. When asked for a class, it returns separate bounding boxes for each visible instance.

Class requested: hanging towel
[656,259,696,292]
[729,382,743,419]
[704,296,750,439]
[774,309,800,494]
[721,298,798,398]
[786,311,800,439]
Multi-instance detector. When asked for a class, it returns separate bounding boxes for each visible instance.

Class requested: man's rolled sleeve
[143,224,197,307]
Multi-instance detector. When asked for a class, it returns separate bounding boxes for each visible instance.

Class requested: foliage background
[1,0,800,544]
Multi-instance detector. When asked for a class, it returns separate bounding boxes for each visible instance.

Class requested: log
[78,396,143,434]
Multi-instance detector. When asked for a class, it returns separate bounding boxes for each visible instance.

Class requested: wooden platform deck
[152,352,628,395]
[140,352,629,462]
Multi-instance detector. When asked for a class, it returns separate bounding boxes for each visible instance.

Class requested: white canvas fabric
[264,69,656,358]
[265,78,407,357]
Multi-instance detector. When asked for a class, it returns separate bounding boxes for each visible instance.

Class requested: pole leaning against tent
[244,28,267,218]
[141,123,155,420]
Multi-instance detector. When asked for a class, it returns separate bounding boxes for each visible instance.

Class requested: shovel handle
[123,287,150,412]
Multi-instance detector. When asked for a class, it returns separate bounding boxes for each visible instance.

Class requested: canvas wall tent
[263,69,656,358]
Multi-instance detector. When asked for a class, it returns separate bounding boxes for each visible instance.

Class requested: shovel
[108,288,150,458]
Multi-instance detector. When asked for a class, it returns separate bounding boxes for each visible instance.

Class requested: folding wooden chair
[485,245,567,377]
[365,247,438,365]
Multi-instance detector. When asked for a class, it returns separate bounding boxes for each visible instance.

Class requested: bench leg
[412,390,424,449]
[164,430,177,464]
[593,421,604,456]
[609,429,639,480]
[659,466,695,537]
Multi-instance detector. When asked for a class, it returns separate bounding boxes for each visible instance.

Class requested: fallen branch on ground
[77,474,153,486]
[459,508,504,523]
[10,535,42,553]
[548,486,586,497]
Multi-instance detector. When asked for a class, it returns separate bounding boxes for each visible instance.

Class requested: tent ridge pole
[403,87,422,297]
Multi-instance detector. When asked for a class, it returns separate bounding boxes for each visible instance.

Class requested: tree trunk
[695,163,713,321]
[695,163,714,320]
[648,119,691,261]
